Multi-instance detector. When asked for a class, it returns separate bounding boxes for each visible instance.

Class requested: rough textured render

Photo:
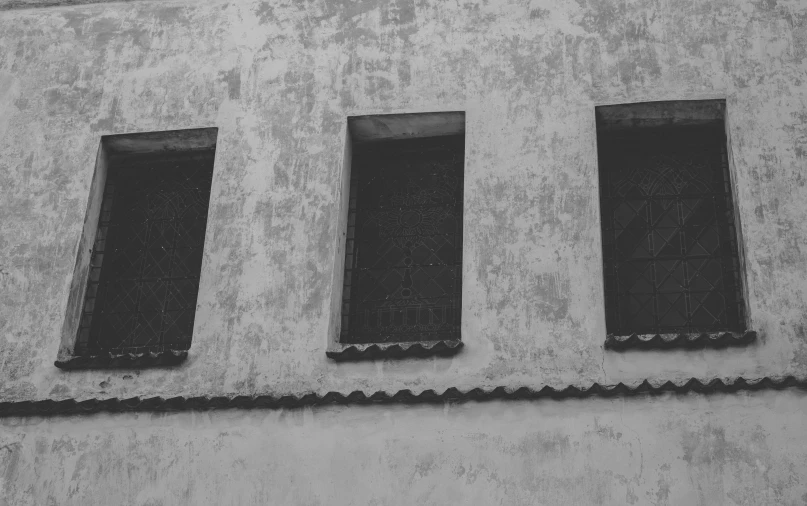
[1,0,806,503]
[3,391,807,505]
[2,0,806,402]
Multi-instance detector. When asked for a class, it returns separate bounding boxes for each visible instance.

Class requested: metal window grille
[598,124,745,336]
[340,135,464,344]
[75,151,214,355]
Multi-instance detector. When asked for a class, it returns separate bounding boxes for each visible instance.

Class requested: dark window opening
[76,150,214,356]
[597,101,745,336]
[340,134,464,344]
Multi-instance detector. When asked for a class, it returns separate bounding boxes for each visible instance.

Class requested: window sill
[54,349,188,370]
[604,330,756,351]
[326,339,463,361]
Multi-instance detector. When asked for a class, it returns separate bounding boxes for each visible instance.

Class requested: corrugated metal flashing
[54,350,187,369]
[1,375,805,418]
[326,340,463,361]
[604,330,756,350]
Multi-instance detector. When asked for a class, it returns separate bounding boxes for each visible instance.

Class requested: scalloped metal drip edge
[3,375,806,418]
[327,339,463,361]
[604,330,756,350]
[54,349,188,370]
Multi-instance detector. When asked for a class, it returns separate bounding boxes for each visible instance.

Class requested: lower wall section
[2,389,806,506]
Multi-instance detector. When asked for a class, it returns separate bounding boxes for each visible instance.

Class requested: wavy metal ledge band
[2,376,805,418]
[54,350,188,370]
[604,330,756,350]
[326,339,463,361]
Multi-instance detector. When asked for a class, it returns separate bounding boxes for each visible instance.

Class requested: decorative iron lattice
[598,125,745,336]
[341,135,464,344]
[75,151,215,355]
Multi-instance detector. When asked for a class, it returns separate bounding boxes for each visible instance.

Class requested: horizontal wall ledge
[2,375,806,418]
[604,330,756,351]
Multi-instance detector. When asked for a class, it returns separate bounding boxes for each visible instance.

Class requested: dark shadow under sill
[54,349,188,370]
[326,339,463,361]
[604,330,756,351]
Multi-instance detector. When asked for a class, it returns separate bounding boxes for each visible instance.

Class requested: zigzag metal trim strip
[1,376,806,418]
[604,330,756,350]
[326,340,463,361]
[54,350,188,370]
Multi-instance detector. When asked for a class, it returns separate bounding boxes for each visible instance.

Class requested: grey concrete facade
[1,0,806,503]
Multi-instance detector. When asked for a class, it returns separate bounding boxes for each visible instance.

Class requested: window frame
[326,112,466,361]
[594,100,755,350]
[56,128,218,370]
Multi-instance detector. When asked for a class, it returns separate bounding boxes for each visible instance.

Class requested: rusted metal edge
[54,349,187,370]
[2,376,806,418]
[604,330,756,351]
[326,339,463,361]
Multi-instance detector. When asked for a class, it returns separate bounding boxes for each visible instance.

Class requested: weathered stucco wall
[3,390,807,505]
[1,0,806,403]
[2,0,807,503]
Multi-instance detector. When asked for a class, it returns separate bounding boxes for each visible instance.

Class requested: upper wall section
[1,0,806,402]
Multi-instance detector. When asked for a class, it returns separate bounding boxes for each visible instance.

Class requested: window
[596,101,747,343]
[57,128,217,368]
[336,112,465,352]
